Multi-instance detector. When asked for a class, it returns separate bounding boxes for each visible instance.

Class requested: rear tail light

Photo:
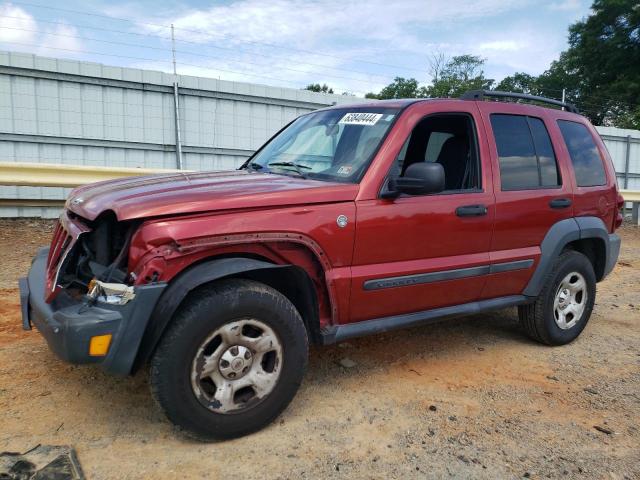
[614,192,624,230]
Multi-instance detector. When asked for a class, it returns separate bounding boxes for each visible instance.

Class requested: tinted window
[492,115,538,190]
[529,118,560,187]
[557,120,606,187]
[491,114,560,190]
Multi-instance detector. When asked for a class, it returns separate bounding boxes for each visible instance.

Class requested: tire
[149,278,308,440]
[518,250,596,345]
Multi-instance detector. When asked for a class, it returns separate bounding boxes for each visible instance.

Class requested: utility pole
[561,88,566,111]
[171,24,184,170]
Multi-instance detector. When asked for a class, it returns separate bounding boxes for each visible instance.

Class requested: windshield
[245,107,400,182]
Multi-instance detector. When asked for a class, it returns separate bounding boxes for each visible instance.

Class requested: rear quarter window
[557,120,606,187]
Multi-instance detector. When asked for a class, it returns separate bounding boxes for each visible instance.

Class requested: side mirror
[388,162,445,196]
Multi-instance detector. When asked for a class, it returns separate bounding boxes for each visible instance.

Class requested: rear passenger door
[477,103,574,299]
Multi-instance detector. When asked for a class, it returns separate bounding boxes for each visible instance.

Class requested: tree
[304,83,334,94]
[538,0,640,128]
[426,54,494,98]
[365,55,494,100]
[365,77,424,99]
[495,72,540,95]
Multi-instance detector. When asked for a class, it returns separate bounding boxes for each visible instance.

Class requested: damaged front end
[20,209,167,375]
[50,210,137,304]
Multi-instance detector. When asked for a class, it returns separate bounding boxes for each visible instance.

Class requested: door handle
[549,198,572,209]
[456,204,488,217]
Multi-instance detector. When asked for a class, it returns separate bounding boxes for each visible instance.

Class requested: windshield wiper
[267,161,311,178]
[245,163,263,170]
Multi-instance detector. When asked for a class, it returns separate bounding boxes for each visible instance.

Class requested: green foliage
[304,83,334,94]
[426,55,494,98]
[495,72,540,95]
[496,0,639,128]
[365,77,425,99]
[558,0,639,128]
[365,55,493,100]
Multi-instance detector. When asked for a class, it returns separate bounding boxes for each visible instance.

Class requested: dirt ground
[0,219,638,480]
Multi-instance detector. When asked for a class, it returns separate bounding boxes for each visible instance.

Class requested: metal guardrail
[621,189,640,202]
[0,161,182,188]
[621,189,640,225]
[0,198,65,208]
[0,162,639,221]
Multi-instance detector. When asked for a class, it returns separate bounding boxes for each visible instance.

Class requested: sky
[0,0,594,96]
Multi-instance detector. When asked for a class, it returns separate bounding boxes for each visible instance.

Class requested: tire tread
[518,250,595,346]
[149,278,308,440]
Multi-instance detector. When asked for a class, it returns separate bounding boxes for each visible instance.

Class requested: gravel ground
[0,219,638,479]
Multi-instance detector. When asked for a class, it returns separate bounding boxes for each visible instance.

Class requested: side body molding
[523,216,619,297]
[133,257,296,372]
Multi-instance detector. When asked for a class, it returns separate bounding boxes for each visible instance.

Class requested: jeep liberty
[20,90,622,439]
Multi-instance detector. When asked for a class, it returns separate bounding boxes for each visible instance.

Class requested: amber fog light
[89,334,112,356]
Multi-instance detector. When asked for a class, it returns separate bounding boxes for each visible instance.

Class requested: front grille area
[44,211,91,301]
[46,221,71,273]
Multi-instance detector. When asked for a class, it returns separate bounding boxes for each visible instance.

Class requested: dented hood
[66,170,358,221]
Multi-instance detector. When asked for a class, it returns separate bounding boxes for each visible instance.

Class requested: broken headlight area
[87,279,136,305]
[57,211,139,296]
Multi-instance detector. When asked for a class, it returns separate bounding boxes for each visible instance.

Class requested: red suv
[20,90,622,440]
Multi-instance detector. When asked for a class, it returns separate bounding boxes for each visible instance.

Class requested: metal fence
[595,126,640,191]
[0,51,363,217]
[0,51,638,218]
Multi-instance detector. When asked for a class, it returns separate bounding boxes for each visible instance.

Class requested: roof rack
[461,89,579,114]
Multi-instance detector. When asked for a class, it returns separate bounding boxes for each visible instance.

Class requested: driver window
[394,114,480,192]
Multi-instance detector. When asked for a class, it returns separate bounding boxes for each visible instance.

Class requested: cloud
[0,3,38,43]
[153,0,530,50]
[478,40,522,52]
[0,0,588,95]
[130,0,533,93]
[483,26,565,76]
[548,0,582,11]
[39,24,82,55]
[0,3,81,57]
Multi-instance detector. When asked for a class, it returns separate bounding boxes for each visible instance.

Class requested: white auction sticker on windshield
[338,112,383,126]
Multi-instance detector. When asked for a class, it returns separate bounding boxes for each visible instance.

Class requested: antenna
[171,24,184,170]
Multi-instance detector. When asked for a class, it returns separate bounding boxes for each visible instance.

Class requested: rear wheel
[519,250,596,345]
[150,279,308,440]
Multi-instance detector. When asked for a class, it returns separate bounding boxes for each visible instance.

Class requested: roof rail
[460,89,579,114]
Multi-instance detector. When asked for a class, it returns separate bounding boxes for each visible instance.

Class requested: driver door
[348,103,495,323]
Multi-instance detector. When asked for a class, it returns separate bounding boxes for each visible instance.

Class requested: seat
[436,136,469,190]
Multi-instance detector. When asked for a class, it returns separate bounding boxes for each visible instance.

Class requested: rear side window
[491,114,561,190]
[557,120,606,187]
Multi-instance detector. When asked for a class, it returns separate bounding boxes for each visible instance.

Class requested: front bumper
[20,247,166,375]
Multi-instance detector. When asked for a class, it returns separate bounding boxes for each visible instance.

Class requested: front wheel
[519,250,596,345]
[150,279,308,440]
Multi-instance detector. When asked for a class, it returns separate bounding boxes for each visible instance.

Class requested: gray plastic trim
[523,216,617,296]
[489,259,534,274]
[363,265,489,291]
[363,259,534,291]
[523,218,581,296]
[323,295,529,344]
